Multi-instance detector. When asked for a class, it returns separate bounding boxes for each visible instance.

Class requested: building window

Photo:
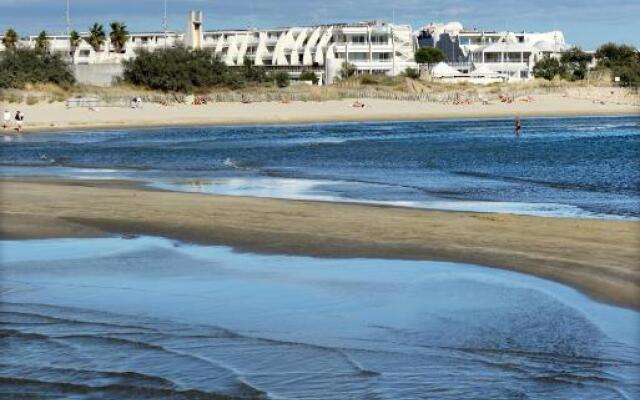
[350,35,366,44]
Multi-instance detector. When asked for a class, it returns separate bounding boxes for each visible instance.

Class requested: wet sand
[1,178,639,309]
[2,95,638,133]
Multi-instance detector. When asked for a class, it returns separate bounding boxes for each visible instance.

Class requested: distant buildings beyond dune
[417,22,568,81]
[1,11,569,85]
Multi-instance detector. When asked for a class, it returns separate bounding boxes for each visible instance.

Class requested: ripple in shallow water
[1,237,639,399]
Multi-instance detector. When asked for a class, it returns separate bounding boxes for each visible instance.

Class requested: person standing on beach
[3,109,11,129]
[15,110,24,133]
[514,116,522,137]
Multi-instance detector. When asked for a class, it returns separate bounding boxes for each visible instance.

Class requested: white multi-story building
[1,11,418,85]
[417,22,568,81]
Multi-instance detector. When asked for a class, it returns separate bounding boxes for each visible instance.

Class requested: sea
[1,115,639,399]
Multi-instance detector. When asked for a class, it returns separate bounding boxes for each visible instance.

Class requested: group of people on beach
[3,109,24,132]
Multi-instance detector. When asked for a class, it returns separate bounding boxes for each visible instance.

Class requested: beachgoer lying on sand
[3,109,11,129]
[352,101,365,108]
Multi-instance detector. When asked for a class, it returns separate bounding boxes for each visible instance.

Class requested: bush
[360,74,379,85]
[272,71,290,88]
[123,47,232,92]
[299,70,319,84]
[0,49,75,89]
[340,61,356,80]
[403,67,420,79]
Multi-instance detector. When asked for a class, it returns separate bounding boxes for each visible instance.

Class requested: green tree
[86,23,106,52]
[109,21,129,53]
[594,42,640,86]
[273,71,290,88]
[533,56,566,80]
[34,31,49,53]
[415,47,446,67]
[299,70,319,84]
[0,48,75,88]
[595,43,637,68]
[69,30,81,61]
[340,61,356,79]
[560,47,593,80]
[2,28,19,50]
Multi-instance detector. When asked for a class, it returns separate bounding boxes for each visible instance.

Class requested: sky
[0,0,638,49]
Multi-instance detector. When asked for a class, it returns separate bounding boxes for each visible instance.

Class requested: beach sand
[2,178,638,309]
[2,94,638,133]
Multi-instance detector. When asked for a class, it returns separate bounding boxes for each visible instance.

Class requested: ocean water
[1,115,639,218]
[1,237,639,400]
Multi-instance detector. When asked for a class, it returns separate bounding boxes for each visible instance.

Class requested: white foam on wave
[151,176,634,220]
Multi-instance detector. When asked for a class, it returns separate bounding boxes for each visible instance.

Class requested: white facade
[1,12,418,85]
[418,22,568,81]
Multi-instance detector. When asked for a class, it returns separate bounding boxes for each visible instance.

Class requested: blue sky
[0,0,638,49]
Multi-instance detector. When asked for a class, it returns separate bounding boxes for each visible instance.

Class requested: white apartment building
[1,11,418,85]
[417,22,568,81]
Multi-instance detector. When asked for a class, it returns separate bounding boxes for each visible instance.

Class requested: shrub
[0,49,75,89]
[272,71,290,88]
[359,74,379,85]
[340,61,356,80]
[403,67,420,79]
[299,70,319,84]
[123,47,231,92]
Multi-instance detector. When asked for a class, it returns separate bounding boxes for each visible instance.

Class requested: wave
[0,376,241,400]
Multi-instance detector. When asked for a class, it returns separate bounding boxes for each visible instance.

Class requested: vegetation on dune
[299,70,319,85]
[534,42,639,85]
[533,56,567,81]
[272,71,290,88]
[594,43,640,86]
[0,49,75,89]
[122,46,274,92]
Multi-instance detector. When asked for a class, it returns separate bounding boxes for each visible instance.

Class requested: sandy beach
[2,94,638,133]
[1,178,638,309]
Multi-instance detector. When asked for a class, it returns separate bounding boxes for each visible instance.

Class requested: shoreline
[1,96,637,134]
[2,178,638,310]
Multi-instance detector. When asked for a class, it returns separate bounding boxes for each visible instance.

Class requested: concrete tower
[185,10,203,49]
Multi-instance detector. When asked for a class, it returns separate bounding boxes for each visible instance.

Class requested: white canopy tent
[431,62,461,78]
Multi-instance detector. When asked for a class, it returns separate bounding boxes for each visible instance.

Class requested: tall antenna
[162,0,168,47]
[66,0,70,35]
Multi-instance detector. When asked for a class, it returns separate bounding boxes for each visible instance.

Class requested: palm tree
[35,30,49,53]
[86,23,106,52]
[2,28,19,50]
[69,30,81,62]
[109,22,129,53]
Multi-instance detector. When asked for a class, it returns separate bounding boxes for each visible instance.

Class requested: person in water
[514,116,522,137]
